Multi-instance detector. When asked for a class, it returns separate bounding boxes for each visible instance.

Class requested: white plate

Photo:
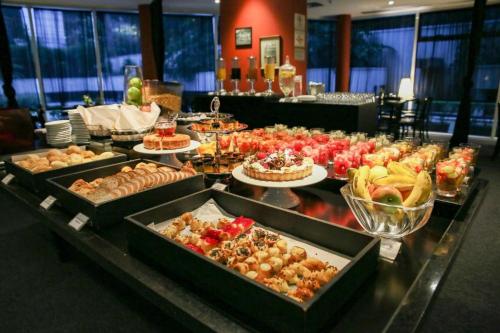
[133,140,201,155]
[45,120,70,126]
[232,165,328,188]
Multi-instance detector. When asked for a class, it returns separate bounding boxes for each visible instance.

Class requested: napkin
[76,103,160,131]
[115,103,160,130]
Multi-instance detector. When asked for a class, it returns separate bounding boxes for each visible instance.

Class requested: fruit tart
[243,149,314,181]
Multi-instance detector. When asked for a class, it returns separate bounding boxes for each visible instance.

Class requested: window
[34,8,98,109]
[0,6,39,109]
[163,14,215,92]
[350,15,415,94]
[415,6,500,136]
[97,11,141,103]
[307,19,336,92]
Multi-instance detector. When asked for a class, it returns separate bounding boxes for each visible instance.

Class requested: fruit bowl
[340,183,435,239]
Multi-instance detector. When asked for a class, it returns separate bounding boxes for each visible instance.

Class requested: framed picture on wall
[235,27,252,48]
[259,35,281,69]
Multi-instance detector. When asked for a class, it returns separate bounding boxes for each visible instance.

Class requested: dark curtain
[350,15,415,94]
[307,19,336,92]
[97,11,141,103]
[0,6,38,109]
[34,8,98,108]
[415,6,499,136]
[415,10,472,101]
[163,14,215,92]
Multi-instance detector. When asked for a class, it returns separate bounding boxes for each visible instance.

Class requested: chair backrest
[0,108,35,154]
[419,97,433,121]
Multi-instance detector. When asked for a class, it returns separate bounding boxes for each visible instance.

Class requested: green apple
[371,185,403,214]
[127,86,141,103]
[128,77,143,89]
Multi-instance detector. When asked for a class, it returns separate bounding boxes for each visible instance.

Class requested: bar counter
[0,149,487,332]
[191,95,378,135]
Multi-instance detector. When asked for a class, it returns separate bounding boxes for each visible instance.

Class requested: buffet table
[0,152,487,332]
[191,95,378,135]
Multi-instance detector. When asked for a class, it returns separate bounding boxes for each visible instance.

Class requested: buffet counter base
[0,170,488,333]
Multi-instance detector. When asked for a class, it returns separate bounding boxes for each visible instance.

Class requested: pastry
[157,215,339,303]
[14,146,114,173]
[143,133,190,150]
[243,149,314,181]
[68,162,197,203]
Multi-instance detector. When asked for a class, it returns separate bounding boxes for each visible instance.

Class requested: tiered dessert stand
[133,141,200,168]
[189,97,247,178]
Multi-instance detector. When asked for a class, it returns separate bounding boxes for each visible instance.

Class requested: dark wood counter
[192,95,378,135]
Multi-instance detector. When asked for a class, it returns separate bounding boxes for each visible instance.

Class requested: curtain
[473,5,500,136]
[163,14,215,92]
[350,15,415,94]
[34,8,98,109]
[415,6,499,135]
[307,19,336,92]
[0,6,39,109]
[96,11,141,103]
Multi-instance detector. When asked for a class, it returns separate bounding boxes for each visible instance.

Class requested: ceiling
[3,0,499,18]
[307,0,500,19]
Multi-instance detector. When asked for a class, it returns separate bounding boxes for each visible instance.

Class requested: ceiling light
[214,0,220,3]
[388,0,395,5]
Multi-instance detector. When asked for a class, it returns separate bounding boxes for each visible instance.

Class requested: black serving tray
[46,159,205,229]
[126,189,380,333]
[4,147,127,195]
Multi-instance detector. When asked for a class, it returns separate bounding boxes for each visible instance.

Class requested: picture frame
[294,30,305,48]
[235,27,252,48]
[294,13,306,31]
[259,35,282,69]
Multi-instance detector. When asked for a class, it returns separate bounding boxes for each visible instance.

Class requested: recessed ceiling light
[214,0,220,3]
[388,0,395,5]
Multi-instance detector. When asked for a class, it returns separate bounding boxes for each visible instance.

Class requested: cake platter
[232,165,328,209]
[133,140,200,167]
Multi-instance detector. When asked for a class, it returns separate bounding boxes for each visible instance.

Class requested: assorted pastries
[243,149,314,181]
[14,146,114,173]
[160,212,338,303]
[69,162,197,203]
[143,133,190,150]
[191,119,245,132]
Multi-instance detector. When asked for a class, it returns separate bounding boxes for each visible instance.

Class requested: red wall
[219,0,307,92]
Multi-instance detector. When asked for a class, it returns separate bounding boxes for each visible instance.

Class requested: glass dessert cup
[333,152,354,180]
[435,159,467,197]
[340,184,435,239]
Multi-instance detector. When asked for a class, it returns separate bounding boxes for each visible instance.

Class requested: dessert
[68,162,196,203]
[14,146,114,173]
[435,158,467,197]
[243,149,314,181]
[191,119,244,132]
[143,133,190,150]
[158,212,339,303]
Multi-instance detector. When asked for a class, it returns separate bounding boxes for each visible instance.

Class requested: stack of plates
[45,120,72,147]
[68,110,90,144]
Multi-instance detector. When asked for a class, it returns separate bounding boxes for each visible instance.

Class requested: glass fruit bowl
[340,184,435,239]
